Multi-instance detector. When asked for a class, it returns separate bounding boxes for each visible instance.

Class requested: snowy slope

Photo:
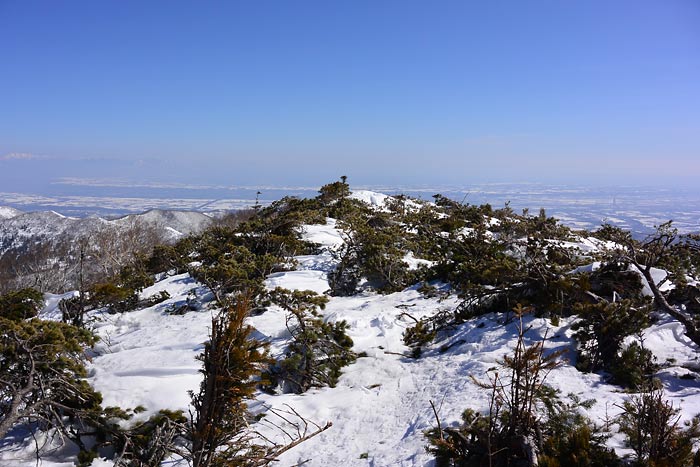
[86,275,213,416]
[3,196,700,466]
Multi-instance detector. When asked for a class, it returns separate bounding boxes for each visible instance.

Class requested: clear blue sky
[1,0,699,189]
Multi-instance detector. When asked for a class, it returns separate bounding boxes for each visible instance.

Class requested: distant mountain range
[0,207,212,258]
[0,206,215,293]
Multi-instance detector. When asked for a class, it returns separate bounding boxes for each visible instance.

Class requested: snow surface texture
[3,192,700,466]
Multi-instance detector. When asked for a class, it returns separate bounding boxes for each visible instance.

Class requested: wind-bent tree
[187,297,272,466]
[187,296,333,466]
[602,221,700,347]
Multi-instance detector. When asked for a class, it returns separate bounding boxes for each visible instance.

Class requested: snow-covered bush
[426,307,617,467]
[572,300,649,373]
[330,210,421,294]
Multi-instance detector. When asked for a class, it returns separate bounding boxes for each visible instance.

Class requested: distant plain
[1,180,699,235]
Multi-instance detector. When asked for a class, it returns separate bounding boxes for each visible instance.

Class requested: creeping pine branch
[246,404,332,466]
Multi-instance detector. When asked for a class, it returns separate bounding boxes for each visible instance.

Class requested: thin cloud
[51,177,322,191]
[0,152,119,162]
[0,152,50,161]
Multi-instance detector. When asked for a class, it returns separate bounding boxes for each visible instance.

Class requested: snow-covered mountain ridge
[0,207,215,293]
[0,208,212,255]
[2,190,700,466]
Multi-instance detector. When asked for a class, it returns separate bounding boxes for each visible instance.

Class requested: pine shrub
[610,342,658,392]
[618,388,700,467]
[265,288,356,393]
[572,300,649,376]
[0,287,44,321]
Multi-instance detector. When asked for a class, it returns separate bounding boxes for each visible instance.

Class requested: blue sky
[1,1,699,189]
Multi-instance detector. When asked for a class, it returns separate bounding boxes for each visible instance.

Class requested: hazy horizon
[2,179,700,236]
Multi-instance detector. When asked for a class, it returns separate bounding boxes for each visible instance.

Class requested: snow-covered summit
[0,205,23,219]
[349,189,425,211]
[113,209,212,237]
[348,189,390,207]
